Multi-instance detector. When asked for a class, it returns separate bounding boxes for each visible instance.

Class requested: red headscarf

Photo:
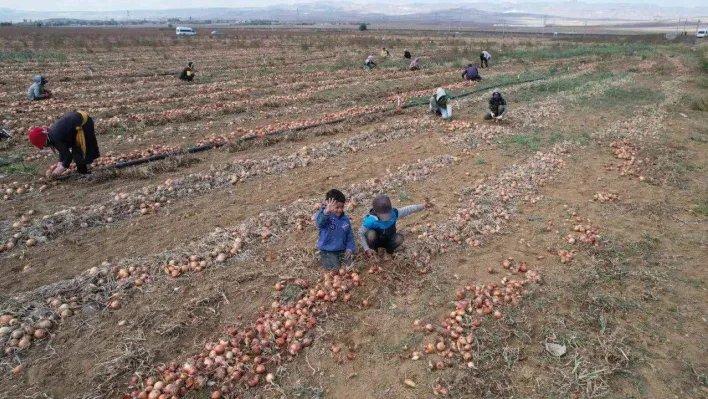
[28,127,48,150]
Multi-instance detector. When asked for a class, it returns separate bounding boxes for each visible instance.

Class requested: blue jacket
[462,66,480,80]
[358,205,424,251]
[315,207,356,252]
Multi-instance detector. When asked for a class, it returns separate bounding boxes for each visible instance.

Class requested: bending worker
[480,50,492,68]
[27,75,51,100]
[179,62,196,81]
[365,55,376,69]
[430,87,452,122]
[484,90,507,121]
[403,49,411,59]
[462,63,482,81]
[409,57,421,71]
[28,111,100,176]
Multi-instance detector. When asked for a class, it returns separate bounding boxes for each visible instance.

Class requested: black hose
[111,112,382,169]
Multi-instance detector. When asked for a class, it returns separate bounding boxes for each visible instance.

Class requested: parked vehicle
[210,30,224,37]
[176,26,196,36]
[697,29,706,38]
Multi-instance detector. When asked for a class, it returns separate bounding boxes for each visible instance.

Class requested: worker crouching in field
[179,62,196,81]
[484,90,507,121]
[381,47,391,57]
[409,57,421,71]
[462,64,482,81]
[359,195,427,261]
[364,55,376,69]
[28,111,100,176]
[430,87,452,121]
[404,48,411,59]
[27,75,51,101]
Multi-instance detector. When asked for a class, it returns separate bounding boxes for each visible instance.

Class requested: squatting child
[359,194,427,261]
[315,189,356,270]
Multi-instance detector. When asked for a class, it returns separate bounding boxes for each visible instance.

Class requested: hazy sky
[3,0,706,12]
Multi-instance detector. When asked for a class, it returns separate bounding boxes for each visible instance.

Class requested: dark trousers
[76,164,90,174]
[480,55,488,68]
[365,230,404,254]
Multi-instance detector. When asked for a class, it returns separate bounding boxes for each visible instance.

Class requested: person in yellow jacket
[179,62,196,81]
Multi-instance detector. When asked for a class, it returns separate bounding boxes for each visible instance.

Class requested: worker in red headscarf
[28,111,100,176]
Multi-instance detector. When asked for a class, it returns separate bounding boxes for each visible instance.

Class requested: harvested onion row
[409,143,572,260]
[411,263,543,369]
[123,270,365,399]
[592,192,619,203]
[1,181,51,202]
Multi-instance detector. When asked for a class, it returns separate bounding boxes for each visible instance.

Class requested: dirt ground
[0,28,706,399]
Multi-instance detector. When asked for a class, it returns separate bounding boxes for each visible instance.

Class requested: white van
[697,29,706,38]
[176,26,196,36]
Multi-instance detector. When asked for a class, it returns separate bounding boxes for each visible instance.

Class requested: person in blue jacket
[314,189,356,270]
[359,194,427,261]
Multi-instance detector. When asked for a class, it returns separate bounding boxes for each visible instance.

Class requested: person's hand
[52,163,67,176]
[423,197,434,209]
[323,198,337,215]
[365,249,376,258]
[490,112,495,118]
[345,250,353,259]
[496,115,503,120]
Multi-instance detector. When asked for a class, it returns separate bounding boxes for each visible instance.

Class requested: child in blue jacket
[359,194,426,261]
[315,189,356,270]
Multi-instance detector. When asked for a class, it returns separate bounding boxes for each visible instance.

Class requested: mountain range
[1,2,707,24]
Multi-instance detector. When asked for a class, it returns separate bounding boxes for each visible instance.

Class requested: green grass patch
[0,161,40,177]
[512,71,616,102]
[693,200,708,216]
[0,51,68,62]
[500,42,665,62]
[474,158,487,165]
[587,85,665,110]
[691,97,708,112]
[502,133,543,153]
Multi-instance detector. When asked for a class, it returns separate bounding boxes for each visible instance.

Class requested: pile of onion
[126,269,367,398]
[410,264,542,369]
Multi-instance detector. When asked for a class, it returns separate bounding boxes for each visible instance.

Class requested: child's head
[326,189,346,216]
[372,195,393,221]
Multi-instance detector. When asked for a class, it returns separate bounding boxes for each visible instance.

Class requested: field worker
[429,87,452,121]
[480,50,492,68]
[27,75,51,101]
[364,55,376,69]
[28,111,100,176]
[315,189,356,270]
[409,57,421,71]
[359,194,427,261]
[462,63,482,81]
[381,47,391,57]
[403,48,412,59]
[179,62,196,81]
[484,90,507,121]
